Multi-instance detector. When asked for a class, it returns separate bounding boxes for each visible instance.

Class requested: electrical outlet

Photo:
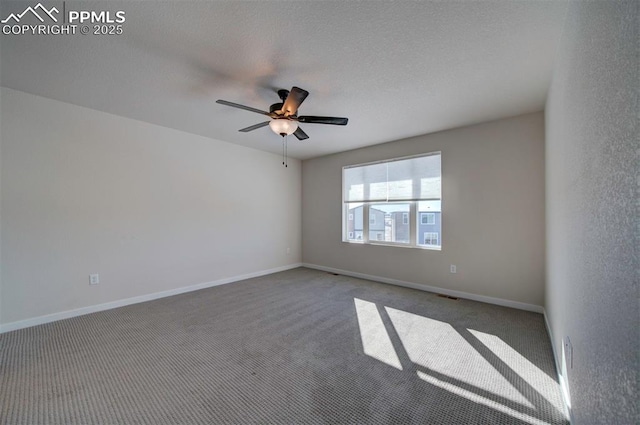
[564,336,573,369]
[89,274,99,285]
[450,265,457,273]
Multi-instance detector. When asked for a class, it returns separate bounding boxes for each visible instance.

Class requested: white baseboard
[0,263,302,334]
[302,263,544,313]
[543,308,574,423]
[543,309,559,367]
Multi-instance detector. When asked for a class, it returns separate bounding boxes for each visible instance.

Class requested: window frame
[342,152,441,250]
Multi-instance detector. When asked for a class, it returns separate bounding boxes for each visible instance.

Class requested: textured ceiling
[0,1,568,159]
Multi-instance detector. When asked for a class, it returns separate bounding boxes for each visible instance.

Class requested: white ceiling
[0,1,568,160]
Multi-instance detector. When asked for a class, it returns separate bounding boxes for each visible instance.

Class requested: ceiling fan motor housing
[270,103,284,114]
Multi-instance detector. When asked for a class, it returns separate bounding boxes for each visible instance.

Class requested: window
[423,232,438,246]
[369,203,410,244]
[343,152,441,249]
[421,213,435,225]
[345,204,363,241]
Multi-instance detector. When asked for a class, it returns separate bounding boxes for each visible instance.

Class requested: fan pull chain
[281,135,289,167]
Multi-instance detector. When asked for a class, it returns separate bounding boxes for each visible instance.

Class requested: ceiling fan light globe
[269,119,298,136]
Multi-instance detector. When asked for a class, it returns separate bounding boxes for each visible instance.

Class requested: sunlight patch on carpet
[385,306,534,408]
[417,371,554,425]
[469,328,567,418]
[354,298,403,370]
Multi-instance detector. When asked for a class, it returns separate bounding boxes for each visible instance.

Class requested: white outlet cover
[564,336,573,369]
[89,274,99,285]
[450,265,457,273]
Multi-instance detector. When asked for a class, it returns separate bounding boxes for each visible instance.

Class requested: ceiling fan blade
[216,99,270,116]
[239,121,270,132]
[293,127,309,140]
[281,87,309,117]
[297,116,349,125]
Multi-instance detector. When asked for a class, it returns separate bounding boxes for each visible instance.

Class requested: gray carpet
[0,267,568,424]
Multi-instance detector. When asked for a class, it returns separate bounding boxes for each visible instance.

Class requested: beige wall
[0,88,301,326]
[545,1,638,423]
[302,112,545,307]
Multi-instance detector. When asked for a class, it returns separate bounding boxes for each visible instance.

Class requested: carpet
[0,267,568,424]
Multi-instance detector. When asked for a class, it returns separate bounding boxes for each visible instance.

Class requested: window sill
[342,240,441,251]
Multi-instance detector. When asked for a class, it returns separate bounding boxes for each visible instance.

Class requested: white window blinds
[343,153,441,203]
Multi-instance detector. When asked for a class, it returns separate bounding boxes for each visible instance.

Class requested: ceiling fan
[216,86,348,140]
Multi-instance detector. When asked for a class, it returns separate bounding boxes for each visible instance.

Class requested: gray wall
[302,112,546,307]
[545,1,638,423]
[0,88,302,327]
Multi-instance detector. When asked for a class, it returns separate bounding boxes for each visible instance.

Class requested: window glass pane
[387,179,412,200]
[388,154,441,201]
[417,200,441,247]
[344,153,441,202]
[423,232,439,245]
[420,212,435,225]
[344,162,387,202]
[369,182,387,200]
[420,177,441,199]
[345,203,363,241]
[347,184,363,202]
[369,203,410,244]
